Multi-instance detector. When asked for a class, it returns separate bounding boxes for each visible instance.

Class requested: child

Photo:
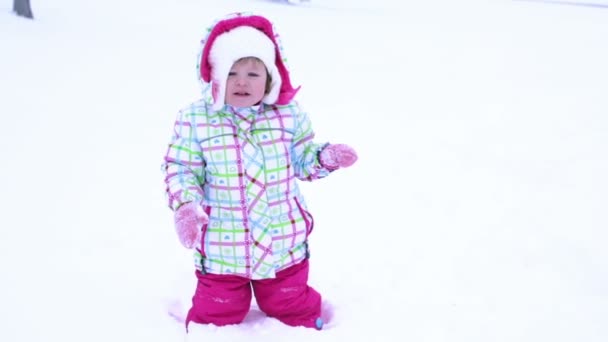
[162,12,357,331]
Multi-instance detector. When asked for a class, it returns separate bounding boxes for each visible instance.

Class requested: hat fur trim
[208,26,281,110]
[199,14,299,109]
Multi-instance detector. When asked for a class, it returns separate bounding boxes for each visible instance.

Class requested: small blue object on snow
[315,317,324,330]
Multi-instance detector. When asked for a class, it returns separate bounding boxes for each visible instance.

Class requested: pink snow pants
[185,260,321,330]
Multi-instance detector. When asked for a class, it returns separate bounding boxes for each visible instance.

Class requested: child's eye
[228,71,236,76]
[248,72,260,77]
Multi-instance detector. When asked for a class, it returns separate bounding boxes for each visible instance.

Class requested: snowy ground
[1,0,607,341]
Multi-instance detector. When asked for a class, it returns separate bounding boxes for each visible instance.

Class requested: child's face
[225,58,268,108]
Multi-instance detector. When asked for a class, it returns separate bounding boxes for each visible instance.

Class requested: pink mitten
[319,144,358,170]
[174,202,208,249]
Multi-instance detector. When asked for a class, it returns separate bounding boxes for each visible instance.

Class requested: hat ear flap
[211,77,227,111]
[211,80,220,103]
[210,61,230,111]
[262,64,282,105]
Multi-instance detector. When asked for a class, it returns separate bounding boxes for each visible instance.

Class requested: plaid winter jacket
[162,101,331,279]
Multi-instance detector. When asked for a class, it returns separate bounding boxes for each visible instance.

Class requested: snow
[1,0,607,341]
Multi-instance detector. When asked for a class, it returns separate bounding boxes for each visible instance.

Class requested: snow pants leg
[252,260,322,329]
[185,271,252,329]
[185,260,321,330]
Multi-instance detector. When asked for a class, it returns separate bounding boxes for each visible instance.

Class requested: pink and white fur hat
[197,13,300,111]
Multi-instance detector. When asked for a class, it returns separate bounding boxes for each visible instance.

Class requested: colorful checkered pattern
[163,101,331,279]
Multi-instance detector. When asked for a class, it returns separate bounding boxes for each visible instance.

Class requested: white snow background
[1,0,607,341]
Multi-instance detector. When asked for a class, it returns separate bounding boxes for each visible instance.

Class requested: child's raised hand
[174,202,208,249]
[319,144,358,170]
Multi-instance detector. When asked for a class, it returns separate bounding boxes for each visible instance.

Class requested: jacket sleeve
[290,104,332,181]
[162,110,205,211]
